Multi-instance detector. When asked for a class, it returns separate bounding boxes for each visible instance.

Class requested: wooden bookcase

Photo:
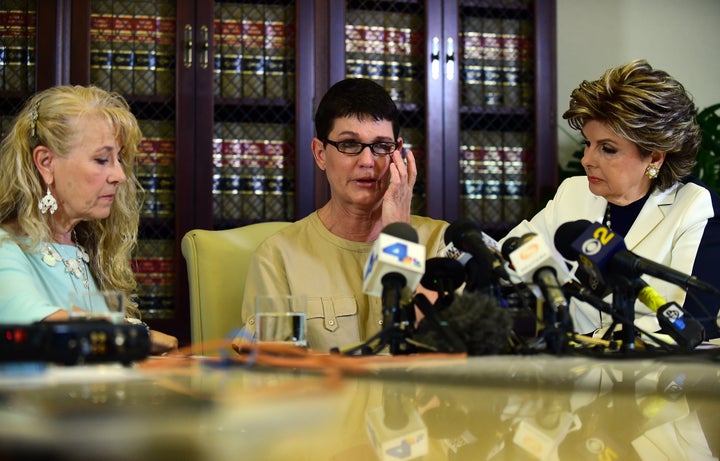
[0,0,556,344]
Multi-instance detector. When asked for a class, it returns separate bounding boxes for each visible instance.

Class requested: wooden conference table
[1,347,719,461]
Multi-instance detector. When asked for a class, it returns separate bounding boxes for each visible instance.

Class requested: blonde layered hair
[0,85,144,314]
[563,59,701,191]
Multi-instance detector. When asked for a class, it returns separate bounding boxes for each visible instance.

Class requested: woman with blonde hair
[0,85,177,354]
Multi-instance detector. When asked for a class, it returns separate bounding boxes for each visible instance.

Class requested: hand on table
[150,329,178,355]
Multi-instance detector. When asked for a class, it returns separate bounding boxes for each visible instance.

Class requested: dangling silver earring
[645,164,659,179]
[39,186,58,215]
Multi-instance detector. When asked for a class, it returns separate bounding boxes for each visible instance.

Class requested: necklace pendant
[41,246,59,267]
[77,245,90,263]
[42,253,57,266]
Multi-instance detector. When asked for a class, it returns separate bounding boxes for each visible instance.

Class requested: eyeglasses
[324,139,398,157]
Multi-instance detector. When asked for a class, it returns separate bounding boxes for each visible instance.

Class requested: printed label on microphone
[569,222,625,286]
[366,404,429,460]
[363,233,426,298]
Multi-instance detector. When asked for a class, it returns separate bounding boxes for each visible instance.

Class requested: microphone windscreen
[413,291,513,355]
[553,219,593,260]
[421,257,466,293]
[383,222,419,243]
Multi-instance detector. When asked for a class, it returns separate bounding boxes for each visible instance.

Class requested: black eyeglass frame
[323,138,399,157]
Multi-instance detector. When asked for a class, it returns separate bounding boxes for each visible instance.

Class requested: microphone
[502,233,572,313]
[419,257,466,308]
[365,384,429,461]
[363,222,426,324]
[555,220,720,296]
[444,218,510,284]
[501,233,573,352]
[440,239,497,295]
[555,220,706,349]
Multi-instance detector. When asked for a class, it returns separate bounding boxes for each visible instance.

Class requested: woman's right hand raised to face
[382,147,416,227]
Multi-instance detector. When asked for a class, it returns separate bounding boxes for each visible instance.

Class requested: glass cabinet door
[337,0,554,238]
[458,0,537,236]
[0,1,37,137]
[211,1,296,228]
[343,1,427,215]
[88,0,178,320]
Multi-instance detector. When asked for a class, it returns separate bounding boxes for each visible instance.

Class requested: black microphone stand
[606,277,637,352]
[340,285,416,356]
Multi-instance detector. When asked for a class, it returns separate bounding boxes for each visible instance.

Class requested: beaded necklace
[41,241,91,290]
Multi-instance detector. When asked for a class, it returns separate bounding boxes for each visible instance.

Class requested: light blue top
[0,228,101,323]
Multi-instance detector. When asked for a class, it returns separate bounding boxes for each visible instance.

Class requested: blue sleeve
[0,239,64,323]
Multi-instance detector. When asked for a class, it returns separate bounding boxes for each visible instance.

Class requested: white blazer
[505,176,719,337]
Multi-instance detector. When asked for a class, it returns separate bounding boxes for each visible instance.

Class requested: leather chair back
[181,222,291,354]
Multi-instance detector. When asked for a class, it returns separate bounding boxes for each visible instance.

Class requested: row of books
[136,120,175,220]
[88,1,296,101]
[0,5,36,93]
[212,122,295,222]
[132,238,174,319]
[460,130,534,223]
[345,9,423,105]
[90,0,176,97]
[461,16,534,109]
[214,3,295,101]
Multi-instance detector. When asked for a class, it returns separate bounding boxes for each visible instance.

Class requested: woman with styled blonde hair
[0,85,177,354]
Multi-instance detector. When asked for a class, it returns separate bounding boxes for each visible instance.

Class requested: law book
[242,4,265,100]
[459,130,484,221]
[383,11,407,103]
[90,0,114,90]
[404,13,423,105]
[480,17,504,108]
[345,8,385,88]
[132,1,157,96]
[500,17,521,109]
[502,131,532,224]
[215,121,242,220]
[137,119,175,219]
[133,238,175,318]
[262,122,294,220]
[345,18,366,79]
[2,3,36,92]
[461,16,483,107]
[107,1,134,95]
[238,122,265,220]
[216,2,243,99]
[460,130,503,222]
[211,122,224,218]
[155,2,176,97]
[264,3,293,101]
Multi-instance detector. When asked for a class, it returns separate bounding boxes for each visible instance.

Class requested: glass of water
[254,295,307,347]
[68,290,127,324]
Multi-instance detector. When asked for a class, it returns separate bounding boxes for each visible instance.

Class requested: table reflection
[0,355,718,461]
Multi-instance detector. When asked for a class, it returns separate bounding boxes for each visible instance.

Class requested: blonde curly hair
[0,85,144,316]
[562,59,701,191]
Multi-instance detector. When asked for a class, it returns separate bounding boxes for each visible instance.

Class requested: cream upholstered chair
[181,221,292,354]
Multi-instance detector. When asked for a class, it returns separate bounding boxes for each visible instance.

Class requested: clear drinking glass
[254,295,307,347]
[68,290,126,324]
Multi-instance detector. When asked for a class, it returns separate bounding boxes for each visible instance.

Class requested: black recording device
[0,320,151,365]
